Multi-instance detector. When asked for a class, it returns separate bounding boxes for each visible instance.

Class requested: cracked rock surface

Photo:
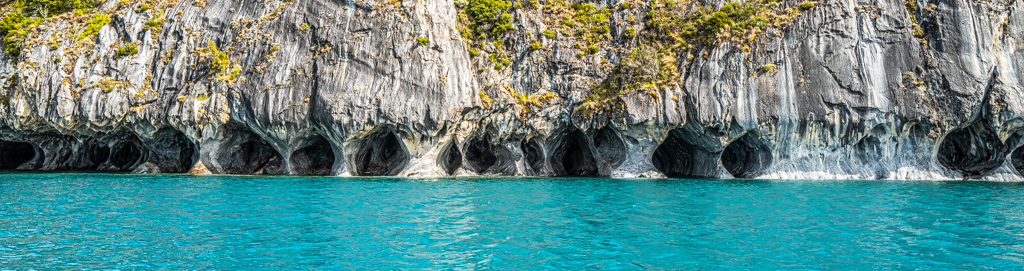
[2,0,1024,180]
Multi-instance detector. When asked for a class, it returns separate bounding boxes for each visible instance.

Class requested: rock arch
[143,129,198,173]
[937,121,1005,178]
[720,133,772,178]
[91,145,111,170]
[652,128,721,178]
[521,139,544,173]
[463,133,515,175]
[548,128,598,177]
[353,129,410,176]
[1012,146,1024,175]
[853,126,890,179]
[108,142,143,170]
[216,127,284,175]
[592,126,626,168]
[437,140,462,175]
[290,135,336,176]
[0,141,35,170]
[465,135,497,174]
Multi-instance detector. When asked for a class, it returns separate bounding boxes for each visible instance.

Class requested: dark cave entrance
[720,133,772,178]
[1012,146,1024,176]
[217,129,283,175]
[465,133,515,176]
[437,140,462,175]
[108,142,143,170]
[353,130,410,176]
[521,139,544,173]
[0,141,35,170]
[92,145,111,170]
[592,127,626,168]
[548,129,598,177]
[290,136,336,176]
[155,129,198,173]
[937,122,1005,178]
[652,128,721,178]
[465,135,497,174]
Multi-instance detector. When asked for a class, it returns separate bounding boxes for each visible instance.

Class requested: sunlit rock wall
[0,0,1022,180]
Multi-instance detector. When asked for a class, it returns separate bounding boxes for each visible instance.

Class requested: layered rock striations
[0,0,1022,180]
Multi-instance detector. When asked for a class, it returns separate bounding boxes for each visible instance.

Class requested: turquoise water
[2,174,1024,269]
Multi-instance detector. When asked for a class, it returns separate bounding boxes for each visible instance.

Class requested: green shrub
[797,1,816,10]
[203,41,241,84]
[134,3,150,13]
[529,42,541,50]
[0,0,100,55]
[463,0,513,38]
[542,29,555,38]
[416,37,429,46]
[77,13,110,41]
[144,11,165,34]
[115,42,138,58]
[577,0,812,118]
[0,11,42,54]
[479,90,493,104]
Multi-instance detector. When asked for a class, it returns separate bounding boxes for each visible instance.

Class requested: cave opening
[145,129,199,173]
[217,129,283,175]
[652,128,721,178]
[0,141,35,170]
[219,137,278,172]
[93,145,111,170]
[1012,146,1024,176]
[854,135,883,162]
[720,133,772,178]
[853,126,890,179]
[548,129,598,177]
[68,140,109,171]
[465,135,498,174]
[108,143,143,170]
[593,127,626,168]
[937,122,1005,178]
[353,130,410,176]
[521,139,544,173]
[290,136,336,176]
[437,141,462,175]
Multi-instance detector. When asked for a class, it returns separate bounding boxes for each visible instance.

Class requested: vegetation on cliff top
[451,0,815,117]
[0,0,101,55]
[578,0,814,117]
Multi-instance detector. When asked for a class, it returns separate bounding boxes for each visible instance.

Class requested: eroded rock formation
[1,0,1023,180]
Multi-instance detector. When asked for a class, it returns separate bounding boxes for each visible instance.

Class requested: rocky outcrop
[0,0,1023,180]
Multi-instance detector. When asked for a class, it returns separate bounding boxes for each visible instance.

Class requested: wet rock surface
[1,0,1023,180]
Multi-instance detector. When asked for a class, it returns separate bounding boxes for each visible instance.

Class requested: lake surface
[2,174,1024,269]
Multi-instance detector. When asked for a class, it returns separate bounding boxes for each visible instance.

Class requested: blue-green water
[2,174,1024,269]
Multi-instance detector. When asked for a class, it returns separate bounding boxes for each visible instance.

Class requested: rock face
[0,0,1023,180]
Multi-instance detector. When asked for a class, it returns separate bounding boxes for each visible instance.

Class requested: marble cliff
[0,0,1022,180]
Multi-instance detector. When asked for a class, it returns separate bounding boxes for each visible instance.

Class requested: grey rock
[0,0,1022,180]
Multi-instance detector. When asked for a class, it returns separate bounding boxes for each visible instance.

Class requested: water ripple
[1,175,1024,269]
